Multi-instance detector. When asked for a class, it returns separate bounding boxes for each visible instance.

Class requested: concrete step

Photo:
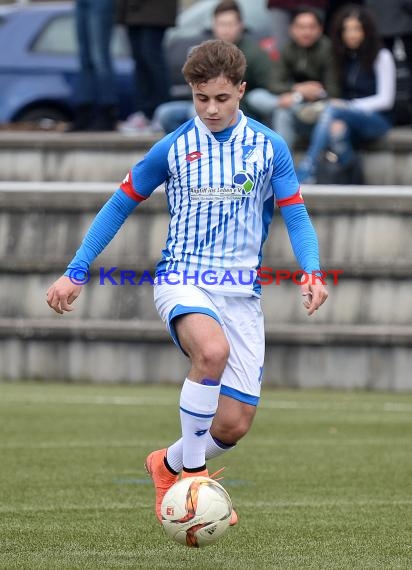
[2,317,412,345]
[1,127,412,184]
[1,182,411,388]
[2,273,412,326]
[1,319,410,390]
[1,184,412,277]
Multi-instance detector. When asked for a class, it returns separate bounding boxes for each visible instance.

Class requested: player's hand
[300,273,328,316]
[294,81,324,101]
[46,275,82,315]
[329,98,348,108]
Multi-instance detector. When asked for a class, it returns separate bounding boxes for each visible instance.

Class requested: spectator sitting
[266,0,328,52]
[296,3,396,184]
[246,7,340,148]
[154,0,279,134]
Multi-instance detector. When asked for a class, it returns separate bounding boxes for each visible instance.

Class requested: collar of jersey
[194,111,247,142]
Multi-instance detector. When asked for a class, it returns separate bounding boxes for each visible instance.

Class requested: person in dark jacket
[116,0,178,130]
[246,7,339,147]
[366,0,412,120]
[296,3,396,183]
[267,0,328,50]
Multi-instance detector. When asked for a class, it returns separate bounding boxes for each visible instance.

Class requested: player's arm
[270,136,328,315]
[47,136,172,314]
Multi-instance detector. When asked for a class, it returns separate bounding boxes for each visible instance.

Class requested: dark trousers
[127,25,171,120]
[75,0,117,105]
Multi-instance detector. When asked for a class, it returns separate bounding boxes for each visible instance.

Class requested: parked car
[0,0,275,128]
[0,2,134,126]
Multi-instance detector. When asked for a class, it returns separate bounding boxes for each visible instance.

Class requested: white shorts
[154,282,265,406]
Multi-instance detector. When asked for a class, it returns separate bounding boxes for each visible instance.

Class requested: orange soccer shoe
[181,467,238,526]
[145,448,179,522]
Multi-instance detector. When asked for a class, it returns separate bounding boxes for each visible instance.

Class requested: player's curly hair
[182,39,247,86]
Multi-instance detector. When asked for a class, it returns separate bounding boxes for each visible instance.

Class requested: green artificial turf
[0,382,411,569]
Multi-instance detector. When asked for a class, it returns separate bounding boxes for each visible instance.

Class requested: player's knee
[330,119,346,136]
[213,413,252,443]
[194,340,230,377]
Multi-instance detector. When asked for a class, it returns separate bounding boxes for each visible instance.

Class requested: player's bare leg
[146,313,229,522]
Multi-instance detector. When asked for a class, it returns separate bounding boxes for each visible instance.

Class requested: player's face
[341,17,365,50]
[191,75,246,132]
[213,11,244,44]
[290,13,322,48]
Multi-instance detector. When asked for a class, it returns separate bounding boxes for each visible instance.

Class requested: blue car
[0,0,275,127]
[0,2,136,126]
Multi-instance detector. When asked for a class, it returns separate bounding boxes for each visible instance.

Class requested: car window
[31,14,77,55]
[30,13,130,58]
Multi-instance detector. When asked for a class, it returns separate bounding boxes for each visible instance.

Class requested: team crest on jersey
[242,145,258,162]
[233,171,254,194]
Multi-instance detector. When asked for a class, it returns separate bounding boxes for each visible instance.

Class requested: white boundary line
[0,395,411,413]
[1,498,411,515]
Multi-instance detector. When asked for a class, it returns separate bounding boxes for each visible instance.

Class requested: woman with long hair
[296,4,396,183]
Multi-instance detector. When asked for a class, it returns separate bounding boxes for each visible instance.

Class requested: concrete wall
[1,183,412,390]
[2,129,412,184]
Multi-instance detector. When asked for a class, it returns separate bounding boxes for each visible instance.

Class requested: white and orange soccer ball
[161,476,233,548]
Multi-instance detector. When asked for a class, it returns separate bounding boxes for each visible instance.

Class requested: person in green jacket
[246,7,340,147]
[153,0,279,133]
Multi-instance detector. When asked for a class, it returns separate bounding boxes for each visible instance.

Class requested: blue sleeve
[128,132,174,198]
[63,131,179,278]
[64,189,138,277]
[246,118,300,199]
[280,203,320,273]
[270,134,300,200]
[260,125,320,272]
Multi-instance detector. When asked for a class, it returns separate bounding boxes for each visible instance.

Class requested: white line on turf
[1,498,411,515]
[0,395,411,413]
[0,440,156,449]
[0,438,410,449]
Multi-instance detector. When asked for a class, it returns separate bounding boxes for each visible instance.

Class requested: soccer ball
[161,476,233,548]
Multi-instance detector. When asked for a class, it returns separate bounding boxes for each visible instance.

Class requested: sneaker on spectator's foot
[145,448,178,522]
[119,111,151,134]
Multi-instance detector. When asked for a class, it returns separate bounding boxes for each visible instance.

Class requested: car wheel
[16,106,70,129]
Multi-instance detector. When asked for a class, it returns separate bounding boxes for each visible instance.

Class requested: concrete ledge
[1,326,410,389]
[2,183,412,213]
[0,127,410,152]
[0,131,161,150]
[2,318,412,347]
[1,258,410,276]
[0,128,411,184]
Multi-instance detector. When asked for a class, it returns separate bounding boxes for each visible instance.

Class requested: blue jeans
[127,26,170,120]
[75,0,117,105]
[153,101,195,133]
[245,88,313,147]
[298,103,391,178]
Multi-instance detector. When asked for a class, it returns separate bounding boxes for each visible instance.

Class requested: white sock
[166,431,235,473]
[179,378,220,470]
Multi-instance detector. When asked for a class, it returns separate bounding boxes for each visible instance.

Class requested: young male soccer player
[46,39,328,525]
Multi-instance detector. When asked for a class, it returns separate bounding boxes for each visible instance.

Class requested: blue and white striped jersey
[121,112,309,296]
